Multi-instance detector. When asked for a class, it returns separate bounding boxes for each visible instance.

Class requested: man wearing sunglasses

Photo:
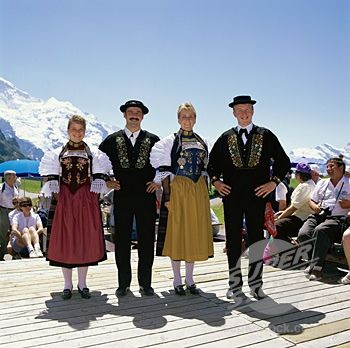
[11,197,44,258]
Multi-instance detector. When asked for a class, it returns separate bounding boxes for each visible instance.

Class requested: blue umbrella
[0,159,40,177]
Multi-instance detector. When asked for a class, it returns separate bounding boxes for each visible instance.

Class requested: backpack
[37,208,48,228]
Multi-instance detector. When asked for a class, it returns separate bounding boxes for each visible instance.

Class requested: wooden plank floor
[1,242,350,348]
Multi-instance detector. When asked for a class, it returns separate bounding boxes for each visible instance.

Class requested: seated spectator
[309,164,322,184]
[339,218,350,284]
[11,197,44,258]
[297,158,350,281]
[8,197,21,225]
[274,163,315,246]
[7,197,22,258]
[271,170,293,212]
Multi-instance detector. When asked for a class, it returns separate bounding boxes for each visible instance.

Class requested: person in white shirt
[275,181,288,211]
[309,164,322,184]
[8,197,24,258]
[298,158,350,281]
[274,163,315,246]
[0,170,19,261]
[8,197,21,225]
[11,197,44,258]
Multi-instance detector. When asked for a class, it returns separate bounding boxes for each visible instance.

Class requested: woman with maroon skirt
[39,115,112,299]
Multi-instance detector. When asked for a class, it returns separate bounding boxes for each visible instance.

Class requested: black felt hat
[120,100,149,114]
[228,95,256,108]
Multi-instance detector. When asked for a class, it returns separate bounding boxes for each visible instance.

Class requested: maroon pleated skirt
[47,183,106,268]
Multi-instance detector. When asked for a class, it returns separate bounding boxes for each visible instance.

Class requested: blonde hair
[177,102,197,119]
[67,115,86,130]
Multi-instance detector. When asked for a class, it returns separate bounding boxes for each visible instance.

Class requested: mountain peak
[0,76,119,160]
[289,143,349,166]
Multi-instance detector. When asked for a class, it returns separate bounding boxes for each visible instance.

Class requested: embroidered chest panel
[227,132,264,168]
[115,135,152,169]
[60,150,90,190]
[177,148,207,174]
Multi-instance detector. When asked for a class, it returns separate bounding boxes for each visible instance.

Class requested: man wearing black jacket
[208,95,290,301]
[99,100,159,297]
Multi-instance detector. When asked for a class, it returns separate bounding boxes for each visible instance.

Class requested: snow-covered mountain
[289,143,350,166]
[0,76,119,159]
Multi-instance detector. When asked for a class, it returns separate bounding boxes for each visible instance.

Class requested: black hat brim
[228,100,256,108]
[120,103,149,115]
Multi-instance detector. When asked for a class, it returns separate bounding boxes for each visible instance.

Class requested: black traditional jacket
[207,125,291,195]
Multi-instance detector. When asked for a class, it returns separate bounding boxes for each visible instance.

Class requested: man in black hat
[208,95,290,301]
[99,100,160,296]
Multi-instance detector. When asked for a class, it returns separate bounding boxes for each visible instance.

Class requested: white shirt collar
[124,128,141,139]
[237,123,253,133]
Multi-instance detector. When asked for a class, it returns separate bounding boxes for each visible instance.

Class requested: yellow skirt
[162,176,213,262]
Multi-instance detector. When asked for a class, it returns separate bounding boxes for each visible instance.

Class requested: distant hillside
[0,128,26,162]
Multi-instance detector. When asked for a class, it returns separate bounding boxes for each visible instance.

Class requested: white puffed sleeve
[91,148,113,174]
[39,148,61,197]
[150,134,175,184]
[39,148,60,176]
[90,148,113,194]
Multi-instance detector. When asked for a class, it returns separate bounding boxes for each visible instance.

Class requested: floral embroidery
[227,131,263,167]
[135,137,151,169]
[177,148,207,176]
[248,133,263,167]
[62,157,73,170]
[228,134,244,167]
[67,172,72,184]
[76,158,88,171]
[115,136,130,168]
[116,134,152,169]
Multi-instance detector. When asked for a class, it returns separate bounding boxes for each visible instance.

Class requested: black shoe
[139,286,155,296]
[78,286,91,299]
[174,285,186,296]
[249,287,267,300]
[115,287,129,297]
[226,287,247,301]
[62,288,72,300]
[186,283,200,295]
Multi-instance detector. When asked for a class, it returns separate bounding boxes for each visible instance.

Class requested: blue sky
[1,0,349,152]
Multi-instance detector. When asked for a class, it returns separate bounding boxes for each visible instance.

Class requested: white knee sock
[61,267,73,290]
[77,266,88,289]
[171,259,182,287]
[185,262,195,286]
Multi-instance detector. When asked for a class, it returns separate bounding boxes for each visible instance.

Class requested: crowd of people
[1,95,349,303]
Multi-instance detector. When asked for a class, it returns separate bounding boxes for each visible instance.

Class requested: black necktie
[239,128,248,138]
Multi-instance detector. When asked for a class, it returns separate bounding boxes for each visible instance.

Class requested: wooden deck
[1,241,350,348]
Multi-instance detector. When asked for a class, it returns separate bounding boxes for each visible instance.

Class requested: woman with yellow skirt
[150,102,213,295]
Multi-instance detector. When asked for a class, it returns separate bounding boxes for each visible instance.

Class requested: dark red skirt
[47,183,106,268]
